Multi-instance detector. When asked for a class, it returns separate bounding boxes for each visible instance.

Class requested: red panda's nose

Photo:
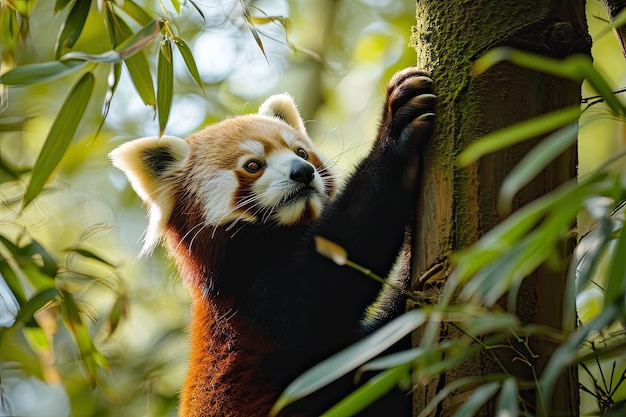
[290,160,315,184]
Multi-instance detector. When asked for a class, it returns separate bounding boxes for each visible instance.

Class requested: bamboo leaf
[0,6,19,54]
[173,37,205,94]
[360,347,428,372]
[61,291,110,382]
[539,304,618,414]
[604,223,626,306]
[458,106,581,166]
[55,0,93,58]
[574,202,614,293]
[125,52,156,107]
[495,378,519,417]
[473,48,626,116]
[417,376,487,417]
[22,72,95,208]
[270,309,427,416]
[446,177,602,304]
[157,38,174,135]
[20,240,58,277]
[0,60,88,85]
[61,19,162,63]
[453,382,501,417]
[101,11,156,107]
[54,0,73,14]
[170,0,181,14]
[239,1,267,61]
[321,364,411,417]
[15,288,60,326]
[118,0,152,25]
[68,247,116,268]
[114,18,162,57]
[498,122,579,213]
[108,294,127,337]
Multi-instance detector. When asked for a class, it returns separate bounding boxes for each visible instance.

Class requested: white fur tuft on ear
[258,93,306,133]
[109,135,189,256]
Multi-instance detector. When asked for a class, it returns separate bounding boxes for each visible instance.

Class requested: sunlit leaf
[270,309,427,416]
[458,106,581,166]
[170,0,181,13]
[315,236,347,266]
[453,382,500,417]
[54,0,93,59]
[118,0,152,25]
[0,60,88,85]
[173,37,205,94]
[498,122,579,213]
[157,38,174,136]
[321,364,411,417]
[22,72,95,208]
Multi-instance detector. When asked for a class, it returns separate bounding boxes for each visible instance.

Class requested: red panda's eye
[296,148,309,160]
[244,160,264,173]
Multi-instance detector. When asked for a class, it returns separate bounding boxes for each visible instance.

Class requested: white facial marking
[240,140,265,156]
[199,170,256,225]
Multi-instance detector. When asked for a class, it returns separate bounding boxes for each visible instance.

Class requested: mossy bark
[409,1,590,416]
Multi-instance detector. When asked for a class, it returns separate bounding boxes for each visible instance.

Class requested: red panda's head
[110,94,338,256]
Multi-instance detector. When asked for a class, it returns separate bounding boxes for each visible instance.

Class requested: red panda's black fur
[110,68,435,416]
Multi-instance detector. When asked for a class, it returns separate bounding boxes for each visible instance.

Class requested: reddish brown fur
[181,287,278,417]
[166,192,281,417]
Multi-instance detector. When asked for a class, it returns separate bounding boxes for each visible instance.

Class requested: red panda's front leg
[311,68,435,282]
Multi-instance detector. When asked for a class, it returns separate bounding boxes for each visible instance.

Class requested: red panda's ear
[109,136,189,256]
[258,93,306,134]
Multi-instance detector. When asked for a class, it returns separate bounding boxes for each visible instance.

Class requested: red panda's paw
[380,67,435,151]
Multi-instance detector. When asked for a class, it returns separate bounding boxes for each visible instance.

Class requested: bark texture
[409,1,590,416]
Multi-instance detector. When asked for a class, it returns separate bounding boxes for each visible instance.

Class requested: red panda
[110,67,435,416]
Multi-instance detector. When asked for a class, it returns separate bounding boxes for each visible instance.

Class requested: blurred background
[0,0,624,415]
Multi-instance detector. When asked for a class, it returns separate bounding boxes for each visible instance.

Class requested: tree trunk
[409,1,590,416]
